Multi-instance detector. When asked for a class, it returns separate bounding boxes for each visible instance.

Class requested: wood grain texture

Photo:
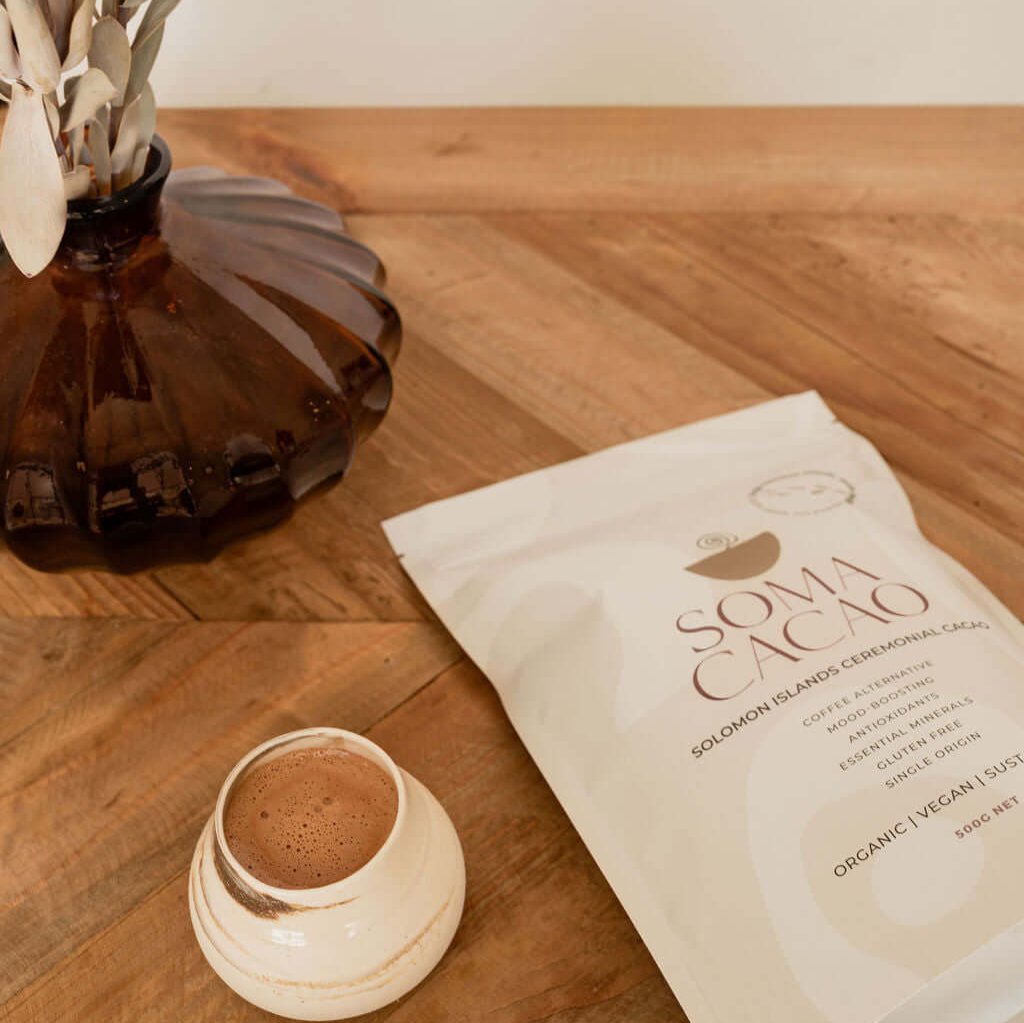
[0,560,193,619]
[2,107,1023,1023]
[4,660,675,1023]
[158,107,1024,215]
[0,619,461,1015]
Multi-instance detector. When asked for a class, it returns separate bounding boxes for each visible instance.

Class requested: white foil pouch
[383,392,1024,1023]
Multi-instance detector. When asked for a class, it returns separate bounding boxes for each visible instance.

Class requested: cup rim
[213,726,408,901]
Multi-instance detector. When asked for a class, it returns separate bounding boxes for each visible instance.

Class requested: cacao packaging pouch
[383,392,1024,1023]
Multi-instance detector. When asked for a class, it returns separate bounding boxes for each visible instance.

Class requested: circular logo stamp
[749,471,855,516]
[696,532,739,552]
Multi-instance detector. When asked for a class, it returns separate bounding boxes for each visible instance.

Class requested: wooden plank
[484,211,1024,612]
[4,109,1024,1023]
[3,661,682,1023]
[155,206,1024,619]
[364,662,679,1022]
[152,322,582,621]
[0,557,192,619]
[715,212,1024,381]
[158,107,1024,215]
[0,619,461,1011]
[656,213,1024,449]
[151,481,429,623]
[347,214,764,451]
[0,215,597,624]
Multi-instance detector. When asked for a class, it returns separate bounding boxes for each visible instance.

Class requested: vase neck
[59,136,172,272]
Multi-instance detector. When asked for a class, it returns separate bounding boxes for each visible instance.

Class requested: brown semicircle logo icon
[685,531,781,580]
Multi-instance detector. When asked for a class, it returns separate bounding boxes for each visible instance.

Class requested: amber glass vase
[0,137,400,573]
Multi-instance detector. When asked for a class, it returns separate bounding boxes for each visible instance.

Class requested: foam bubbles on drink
[223,747,398,889]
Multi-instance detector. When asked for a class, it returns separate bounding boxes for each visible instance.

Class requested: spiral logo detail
[696,532,739,552]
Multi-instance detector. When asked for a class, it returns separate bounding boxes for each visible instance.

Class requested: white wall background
[151,0,1024,107]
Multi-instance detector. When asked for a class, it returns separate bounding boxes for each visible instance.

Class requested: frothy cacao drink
[223,746,398,889]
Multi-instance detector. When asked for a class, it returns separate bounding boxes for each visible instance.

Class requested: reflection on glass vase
[0,136,400,573]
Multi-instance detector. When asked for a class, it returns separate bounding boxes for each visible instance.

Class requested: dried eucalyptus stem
[0,0,179,276]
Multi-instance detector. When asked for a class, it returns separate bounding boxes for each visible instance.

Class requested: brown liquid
[223,747,398,889]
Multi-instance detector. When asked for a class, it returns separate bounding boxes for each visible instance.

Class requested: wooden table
[2,107,1023,1022]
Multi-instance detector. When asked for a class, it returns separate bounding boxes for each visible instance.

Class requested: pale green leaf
[63,162,90,198]
[123,18,160,105]
[62,66,115,131]
[6,0,61,92]
[88,16,130,102]
[87,116,111,193]
[0,7,22,79]
[0,83,65,276]
[62,0,94,70]
[134,0,178,47]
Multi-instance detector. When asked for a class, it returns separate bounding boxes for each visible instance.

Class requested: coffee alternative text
[690,621,989,759]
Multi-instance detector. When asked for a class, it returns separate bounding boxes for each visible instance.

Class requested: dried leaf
[88,16,130,102]
[0,83,65,276]
[61,70,81,105]
[6,0,61,92]
[67,121,83,162]
[129,141,146,181]
[121,0,148,7]
[135,79,155,151]
[134,0,179,47]
[63,162,90,198]
[62,0,94,70]
[46,0,74,59]
[43,91,59,136]
[109,87,139,174]
[46,2,76,26]
[87,116,111,194]
[94,101,110,136]
[62,66,116,131]
[100,0,117,16]
[118,1,143,26]
[0,81,11,103]
[39,0,60,36]
[123,19,161,105]
[0,6,22,79]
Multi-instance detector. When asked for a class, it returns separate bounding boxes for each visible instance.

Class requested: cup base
[189,758,465,1021]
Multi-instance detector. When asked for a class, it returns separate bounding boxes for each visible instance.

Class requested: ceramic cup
[189,727,465,1020]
